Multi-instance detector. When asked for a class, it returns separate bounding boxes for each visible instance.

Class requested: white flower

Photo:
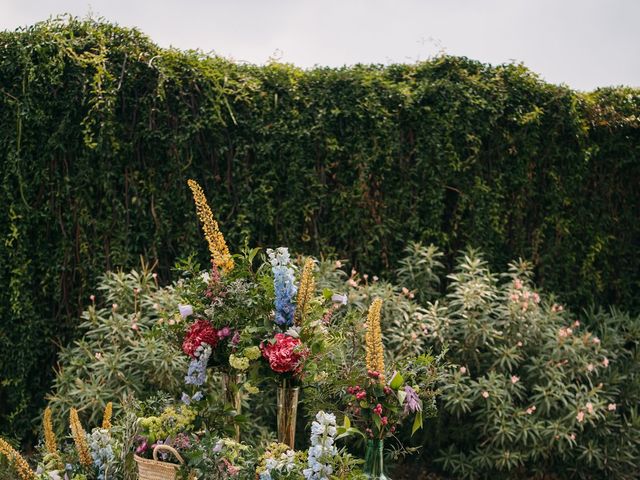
[305,411,338,480]
[178,304,193,318]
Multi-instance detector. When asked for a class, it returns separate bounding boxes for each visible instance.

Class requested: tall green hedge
[0,17,638,440]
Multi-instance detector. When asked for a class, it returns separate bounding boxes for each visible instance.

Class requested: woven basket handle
[152,444,185,465]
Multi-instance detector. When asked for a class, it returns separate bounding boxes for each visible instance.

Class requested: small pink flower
[459,366,467,374]
[131,323,139,331]
[566,328,573,335]
[576,411,585,423]
[481,391,489,399]
[89,294,96,302]
[402,287,409,295]
[523,291,530,300]
[586,402,594,414]
[517,341,523,347]
[373,276,379,282]
[363,274,369,281]
[95,352,102,360]
[602,357,609,367]
[593,337,601,345]
[569,433,576,441]
[514,279,523,290]
[335,260,343,268]
[511,375,520,384]
[526,405,536,415]
[381,416,388,425]
[152,272,158,279]
[608,403,617,411]
[347,278,358,288]
[112,303,118,310]
[510,293,519,302]
[532,292,540,304]
[574,320,580,327]
[587,363,595,372]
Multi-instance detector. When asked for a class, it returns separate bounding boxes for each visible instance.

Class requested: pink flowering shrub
[417,249,640,479]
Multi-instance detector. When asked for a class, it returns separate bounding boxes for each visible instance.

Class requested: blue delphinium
[87,428,114,480]
[185,344,212,386]
[268,247,297,327]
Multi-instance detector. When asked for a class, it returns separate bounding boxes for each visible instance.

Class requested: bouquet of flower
[255,411,365,480]
[342,299,438,441]
[27,404,117,480]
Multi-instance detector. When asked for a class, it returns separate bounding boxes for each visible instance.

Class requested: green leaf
[343,415,351,429]
[390,371,404,389]
[411,412,423,436]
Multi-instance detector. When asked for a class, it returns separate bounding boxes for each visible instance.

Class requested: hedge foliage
[0,17,638,440]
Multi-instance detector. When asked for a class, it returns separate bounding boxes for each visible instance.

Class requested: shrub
[46,264,187,432]
[417,250,640,479]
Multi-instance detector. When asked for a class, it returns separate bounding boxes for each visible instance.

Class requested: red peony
[182,319,218,357]
[261,333,308,374]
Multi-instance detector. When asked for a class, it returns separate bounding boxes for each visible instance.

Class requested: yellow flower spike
[187,179,234,274]
[43,407,57,455]
[295,257,315,325]
[365,298,385,384]
[69,408,93,467]
[102,402,113,430]
[0,437,37,480]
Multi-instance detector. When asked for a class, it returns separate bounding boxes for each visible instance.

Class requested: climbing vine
[0,16,638,440]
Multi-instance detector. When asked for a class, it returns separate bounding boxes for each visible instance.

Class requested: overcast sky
[2,0,639,91]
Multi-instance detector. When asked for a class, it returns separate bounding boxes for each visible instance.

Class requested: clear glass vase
[222,372,243,441]
[276,381,300,448]
[363,439,389,479]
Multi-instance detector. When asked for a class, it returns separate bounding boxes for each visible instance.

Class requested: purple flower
[231,330,241,346]
[192,391,203,402]
[179,304,193,318]
[404,385,422,414]
[135,441,148,455]
[181,392,192,405]
[331,293,348,305]
[217,326,231,339]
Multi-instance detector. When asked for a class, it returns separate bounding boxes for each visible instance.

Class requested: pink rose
[261,333,308,374]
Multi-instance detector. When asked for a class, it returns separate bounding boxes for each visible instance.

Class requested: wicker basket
[134,444,184,480]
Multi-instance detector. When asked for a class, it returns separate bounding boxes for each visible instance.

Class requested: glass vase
[222,372,243,441]
[276,381,300,448]
[363,439,389,479]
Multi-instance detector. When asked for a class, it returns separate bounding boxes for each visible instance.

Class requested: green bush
[46,264,187,432]
[417,250,640,479]
[1,16,639,439]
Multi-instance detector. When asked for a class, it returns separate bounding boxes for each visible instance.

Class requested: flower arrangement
[255,411,365,480]
[342,299,437,441]
[133,398,253,479]
[18,403,119,480]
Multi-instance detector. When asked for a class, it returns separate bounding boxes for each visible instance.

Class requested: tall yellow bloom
[69,408,93,467]
[187,179,234,273]
[295,258,315,325]
[102,402,113,430]
[0,437,36,480]
[365,298,385,383]
[43,407,57,455]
